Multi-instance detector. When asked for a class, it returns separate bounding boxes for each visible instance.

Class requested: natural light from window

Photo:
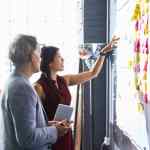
[0,0,82,104]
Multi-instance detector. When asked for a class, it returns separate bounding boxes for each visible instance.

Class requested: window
[0,0,82,104]
[114,0,149,149]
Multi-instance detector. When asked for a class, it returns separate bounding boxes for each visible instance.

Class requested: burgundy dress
[37,74,74,150]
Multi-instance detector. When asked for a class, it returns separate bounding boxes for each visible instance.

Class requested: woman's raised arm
[64,36,120,86]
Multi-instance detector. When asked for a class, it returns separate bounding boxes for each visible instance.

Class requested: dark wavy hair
[40,46,59,77]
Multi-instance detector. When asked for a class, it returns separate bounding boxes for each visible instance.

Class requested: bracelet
[100,51,112,57]
[99,51,107,56]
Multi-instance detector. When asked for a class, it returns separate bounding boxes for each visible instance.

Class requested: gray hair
[9,34,38,67]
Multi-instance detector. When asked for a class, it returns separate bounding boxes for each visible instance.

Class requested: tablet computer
[54,104,73,121]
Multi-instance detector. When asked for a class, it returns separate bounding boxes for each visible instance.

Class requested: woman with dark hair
[34,36,119,150]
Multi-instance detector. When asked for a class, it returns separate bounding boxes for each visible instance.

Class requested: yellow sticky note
[143,72,147,80]
[144,23,149,35]
[131,3,141,20]
[144,82,147,91]
[145,0,150,3]
[135,53,140,63]
[128,59,133,69]
[137,102,144,112]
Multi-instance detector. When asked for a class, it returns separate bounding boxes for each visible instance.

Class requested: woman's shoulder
[57,75,67,84]
[57,75,64,80]
[33,82,45,99]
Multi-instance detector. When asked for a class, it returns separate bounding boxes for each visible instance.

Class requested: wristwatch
[99,51,107,56]
[100,51,112,56]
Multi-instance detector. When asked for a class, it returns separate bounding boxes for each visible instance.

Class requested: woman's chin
[58,68,64,71]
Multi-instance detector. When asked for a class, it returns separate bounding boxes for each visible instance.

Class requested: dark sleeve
[8,81,57,148]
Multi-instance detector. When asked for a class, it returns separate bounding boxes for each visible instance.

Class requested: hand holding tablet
[54,104,73,121]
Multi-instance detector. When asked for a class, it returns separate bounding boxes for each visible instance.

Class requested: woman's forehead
[55,50,61,55]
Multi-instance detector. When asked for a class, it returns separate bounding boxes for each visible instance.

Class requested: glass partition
[114,0,150,149]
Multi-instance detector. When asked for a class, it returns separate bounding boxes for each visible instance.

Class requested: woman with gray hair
[0,34,70,150]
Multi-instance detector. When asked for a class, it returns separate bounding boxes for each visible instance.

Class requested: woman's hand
[53,120,73,137]
[60,120,74,127]
[48,119,73,137]
[101,36,120,55]
[48,119,73,126]
[63,36,120,86]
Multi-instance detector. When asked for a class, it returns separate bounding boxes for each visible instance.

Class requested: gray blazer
[0,72,58,150]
